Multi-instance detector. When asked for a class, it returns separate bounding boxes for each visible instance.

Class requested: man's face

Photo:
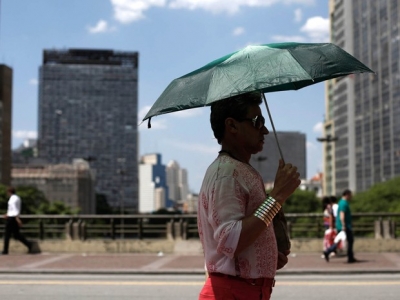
[236,104,269,154]
[344,192,352,200]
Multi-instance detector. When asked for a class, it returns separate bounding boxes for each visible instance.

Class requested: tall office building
[38,49,139,210]
[0,65,12,186]
[324,0,400,195]
[166,160,189,204]
[139,153,169,213]
[252,131,306,184]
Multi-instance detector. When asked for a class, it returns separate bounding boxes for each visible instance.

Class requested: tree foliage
[0,184,76,215]
[269,189,321,213]
[352,176,400,213]
[96,193,114,214]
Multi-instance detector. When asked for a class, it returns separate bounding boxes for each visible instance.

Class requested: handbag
[334,230,347,244]
[273,208,291,252]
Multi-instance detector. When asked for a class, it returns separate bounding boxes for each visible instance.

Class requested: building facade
[37,49,139,210]
[325,0,400,194]
[139,153,169,213]
[166,160,189,205]
[12,159,96,214]
[0,65,12,186]
[252,131,307,184]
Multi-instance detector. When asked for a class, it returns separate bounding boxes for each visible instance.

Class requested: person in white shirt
[331,196,338,219]
[2,187,32,255]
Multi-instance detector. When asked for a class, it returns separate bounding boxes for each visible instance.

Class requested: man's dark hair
[342,189,352,196]
[210,92,262,144]
[7,186,16,194]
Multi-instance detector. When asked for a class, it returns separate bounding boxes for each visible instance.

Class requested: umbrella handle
[262,93,285,164]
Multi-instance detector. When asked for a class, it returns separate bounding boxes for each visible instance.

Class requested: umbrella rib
[262,93,285,164]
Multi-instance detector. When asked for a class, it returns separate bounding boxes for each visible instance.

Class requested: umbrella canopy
[143,42,373,124]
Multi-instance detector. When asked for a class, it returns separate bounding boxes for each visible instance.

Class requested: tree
[96,193,114,214]
[352,177,400,213]
[0,184,76,215]
[277,189,321,213]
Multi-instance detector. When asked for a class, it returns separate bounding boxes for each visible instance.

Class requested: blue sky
[1,0,329,193]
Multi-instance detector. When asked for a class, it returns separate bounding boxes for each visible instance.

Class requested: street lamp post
[317,135,339,196]
[55,109,63,163]
[117,168,126,239]
[317,135,339,143]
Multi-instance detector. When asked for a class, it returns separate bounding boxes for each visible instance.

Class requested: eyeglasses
[238,115,266,129]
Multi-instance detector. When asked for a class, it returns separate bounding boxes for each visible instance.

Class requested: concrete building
[139,153,169,213]
[11,159,96,214]
[0,65,12,186]
[37,49,139,210]
[251,131,307,184]
[166,160,189,206]
[324,0,400,194]
[183,193,199,213]
[12,139,38,165]
[299,172,323,198]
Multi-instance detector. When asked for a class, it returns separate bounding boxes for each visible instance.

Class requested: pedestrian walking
[323,189,357,263]
[2,187,32,255]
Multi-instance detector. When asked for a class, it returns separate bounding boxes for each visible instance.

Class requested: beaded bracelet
[254,196,282,226]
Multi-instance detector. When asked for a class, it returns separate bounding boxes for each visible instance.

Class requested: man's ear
[225,118,237,131]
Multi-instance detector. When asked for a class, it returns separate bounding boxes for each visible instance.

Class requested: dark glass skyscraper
[38,49,138,210]
[252,131,306,183]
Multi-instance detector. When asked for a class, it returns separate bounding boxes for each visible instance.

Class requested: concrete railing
[3,212,399,241]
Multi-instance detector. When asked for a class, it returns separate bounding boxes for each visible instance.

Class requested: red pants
[199,273,275,300]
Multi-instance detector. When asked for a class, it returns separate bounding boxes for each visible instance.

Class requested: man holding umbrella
[141,42,372,299]
[197,92,300,300]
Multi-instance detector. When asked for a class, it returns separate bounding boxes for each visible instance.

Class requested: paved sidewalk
[0,252,399,275]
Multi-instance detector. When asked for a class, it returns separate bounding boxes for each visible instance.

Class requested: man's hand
[16,217,23,227]
[270,160,301,205]
[277,250,290,270]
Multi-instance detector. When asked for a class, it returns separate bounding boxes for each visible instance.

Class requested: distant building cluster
[139,153,193,213]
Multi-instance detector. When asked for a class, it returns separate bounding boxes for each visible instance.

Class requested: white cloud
[13,130,37,139]
[111,0,166,23]
[271,35,306,42]
[173,108,203,118]
[138,105,152,120]
[232,27,245,36]
[87,20,116,33]
[167,139,219,155]
[29,78,38,85]
[294,8,302,22]
[110,0,315,23]
[138,105,168,129]
[271,16,329,43]
[139,118,167,129]
[169,0,315,15]
[300,16,330,42]
[313,121,323,133]
[306,141,316,150]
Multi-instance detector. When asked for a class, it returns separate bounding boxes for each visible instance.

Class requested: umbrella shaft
[262,93,285,164]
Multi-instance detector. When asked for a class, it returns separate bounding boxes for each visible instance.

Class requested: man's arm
[340,211,345,230]
[234,160,300,257]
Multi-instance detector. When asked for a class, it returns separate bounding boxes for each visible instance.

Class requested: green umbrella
[143,42,373,161]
